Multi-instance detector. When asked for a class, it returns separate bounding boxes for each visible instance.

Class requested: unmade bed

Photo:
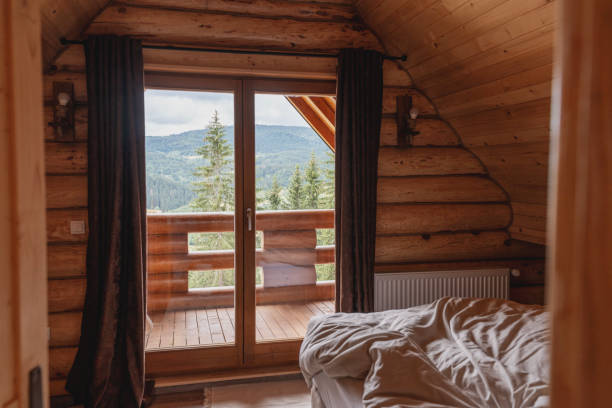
[300,297,550,408]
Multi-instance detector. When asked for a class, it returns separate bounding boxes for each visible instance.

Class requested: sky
[144,89,309,136]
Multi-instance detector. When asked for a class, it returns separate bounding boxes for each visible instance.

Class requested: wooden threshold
[152,364,302,389]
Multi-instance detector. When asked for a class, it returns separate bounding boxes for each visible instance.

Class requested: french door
[144,73,336,377]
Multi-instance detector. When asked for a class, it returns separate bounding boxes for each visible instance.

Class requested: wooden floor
[146,300,335,350]
[149,376,311,407]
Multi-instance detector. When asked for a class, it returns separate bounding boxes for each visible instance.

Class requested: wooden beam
[120,0,358,22]
[308,96,335,127]
[1,0,49,405]
[86,5,381,52]
[549,0,612,406]
[286,96,335,151]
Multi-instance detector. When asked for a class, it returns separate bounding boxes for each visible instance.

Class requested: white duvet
[300,297,550,408]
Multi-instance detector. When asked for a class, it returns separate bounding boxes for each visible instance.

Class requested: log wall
[356,0,554,245]
[44,0,545,395]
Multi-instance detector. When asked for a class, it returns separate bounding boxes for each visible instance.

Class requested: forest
[146,111,335,288]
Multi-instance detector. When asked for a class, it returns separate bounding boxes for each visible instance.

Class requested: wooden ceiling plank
[420,25,554,96]
[383,0,469,51]
[40,0,111,68]
[406,0,551,69]
[441,80,552,119]
[386,0,509,60]
[409,1,555,79]
[377,0,440,40]
[436,63,553,115]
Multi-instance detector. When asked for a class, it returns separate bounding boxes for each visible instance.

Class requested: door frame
[143,72,336,377]
[242,78,336,367]
[144,73,245,376]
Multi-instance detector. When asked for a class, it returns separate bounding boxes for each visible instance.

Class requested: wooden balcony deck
[145,300,335,350]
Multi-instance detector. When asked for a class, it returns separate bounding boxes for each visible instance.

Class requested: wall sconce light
[49,81,75,141]
[396,95,420,146]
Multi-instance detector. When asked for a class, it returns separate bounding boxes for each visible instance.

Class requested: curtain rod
[60,38,407,61]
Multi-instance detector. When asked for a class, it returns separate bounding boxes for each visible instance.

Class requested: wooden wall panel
[357,0,555,245]
[49,312,82,347]
[47,209,89,243]
[47,244,87,279]
[379,118,459,146]
[377,203,511,235]
[48,278,86,313]
[378,147,486,176]
[376,232,543,264]
[377,176,507,203]
[44,64,90,397]
[49,347,78,379]
[46,175,87,208]
[45,142,87,174]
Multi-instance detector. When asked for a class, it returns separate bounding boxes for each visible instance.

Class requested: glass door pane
[144,89,237,351]
[253,93,336,343]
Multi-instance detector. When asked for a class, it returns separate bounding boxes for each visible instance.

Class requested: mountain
[146,125,333,211]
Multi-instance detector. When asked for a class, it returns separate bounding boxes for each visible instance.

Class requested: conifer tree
[303,152,321,209]
[287,164,304,209]
[319,151,335,209]
[191,110,234,212]
[267,176,283,210]
[190,110,234,287]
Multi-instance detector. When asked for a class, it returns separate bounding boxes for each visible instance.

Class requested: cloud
[145,90,310,136]
[145,89,234,136]
[255,94,308,127]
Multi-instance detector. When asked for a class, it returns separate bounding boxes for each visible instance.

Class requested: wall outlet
[70,220,85,235]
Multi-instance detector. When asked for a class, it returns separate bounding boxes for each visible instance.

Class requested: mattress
[300,297,550,408]
[312,371,364,408]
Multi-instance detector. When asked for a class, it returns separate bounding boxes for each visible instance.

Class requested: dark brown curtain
[66,36,147,407]
[335,49,383,313]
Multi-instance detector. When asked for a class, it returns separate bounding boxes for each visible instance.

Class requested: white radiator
[374,269,509,312]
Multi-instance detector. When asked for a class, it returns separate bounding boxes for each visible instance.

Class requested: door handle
[246,208,253,231]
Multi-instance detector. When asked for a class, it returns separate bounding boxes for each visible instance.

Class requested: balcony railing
[147,209,336,312]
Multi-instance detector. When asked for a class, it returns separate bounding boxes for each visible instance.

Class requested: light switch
[70,220,85,235]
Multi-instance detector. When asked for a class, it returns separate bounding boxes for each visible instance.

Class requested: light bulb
[409,107,419,120]
[57,92,71,106]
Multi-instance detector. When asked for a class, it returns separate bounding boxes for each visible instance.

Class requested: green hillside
[146,125,333,212]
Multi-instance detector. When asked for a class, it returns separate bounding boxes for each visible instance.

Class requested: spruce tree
[319,151,335,209]
[287,164,304,209]
[303,152,321,209]
[190,110,234,287]
[191,110,234,212]
[267,176,282,210]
